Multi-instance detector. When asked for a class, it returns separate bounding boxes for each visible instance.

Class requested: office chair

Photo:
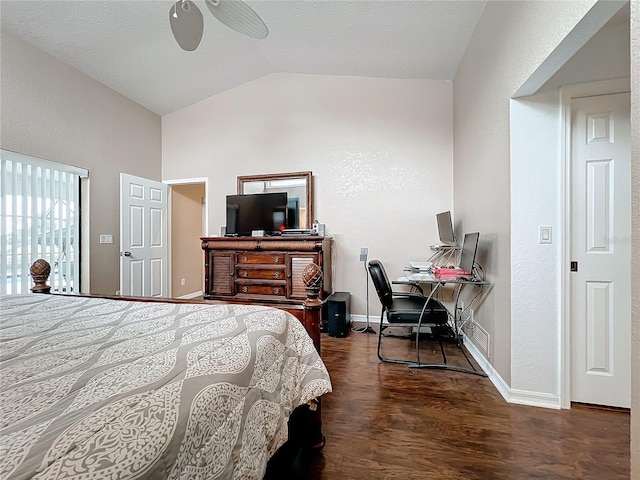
[367,259,450,368]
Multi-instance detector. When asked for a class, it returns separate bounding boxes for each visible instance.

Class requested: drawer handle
[274,288,280,295]
[242,286,248,293]
[273,257,280,263]
[241,271,248,278]
[274,272,280,279]
[241,256,248,263]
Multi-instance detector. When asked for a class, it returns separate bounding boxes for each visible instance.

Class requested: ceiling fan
[169,0,268,51]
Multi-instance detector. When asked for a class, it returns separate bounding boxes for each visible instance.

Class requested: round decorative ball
[302,263,323,288]
[30,258,51,279]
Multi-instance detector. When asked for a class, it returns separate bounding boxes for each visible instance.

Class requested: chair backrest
[367,260,393,309]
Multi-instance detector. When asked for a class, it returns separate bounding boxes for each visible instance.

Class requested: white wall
[453,0,597,385]
[540,15,630,92]
[162,73,453,316]
[509,7,630,406]
[510,81,631,408]
[0,29,162,295]
[630,1,639,477]
[510,91,563,401]
[455,0,638,437]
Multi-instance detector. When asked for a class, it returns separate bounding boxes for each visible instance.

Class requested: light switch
[539,226,552,244]
[99,234,113,244]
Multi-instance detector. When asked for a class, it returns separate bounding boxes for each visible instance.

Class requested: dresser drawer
[236,267,286,280]
[237,253,285,265]
[236,283,287,297]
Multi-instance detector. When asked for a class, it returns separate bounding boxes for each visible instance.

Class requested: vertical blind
[0,150,88,295]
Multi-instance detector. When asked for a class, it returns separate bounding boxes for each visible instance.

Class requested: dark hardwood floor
[300,328,630,479]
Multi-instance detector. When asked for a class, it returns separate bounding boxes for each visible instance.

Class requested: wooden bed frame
[28,258,326,452]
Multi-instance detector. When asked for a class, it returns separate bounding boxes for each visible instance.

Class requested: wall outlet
[360,247,368,262]
[180,278,186,286]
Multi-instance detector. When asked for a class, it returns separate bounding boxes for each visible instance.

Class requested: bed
[0,262,332,480]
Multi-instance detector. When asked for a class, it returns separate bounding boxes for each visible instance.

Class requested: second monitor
[436,211,457,246]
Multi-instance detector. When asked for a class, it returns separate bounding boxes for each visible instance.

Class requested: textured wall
[509,6,630,402]
[453,0,597,384]
[541,17,630,92]
[509,90,563,398]
[0,30,162,295]
[630,1,639,476]
[162,73,454,317]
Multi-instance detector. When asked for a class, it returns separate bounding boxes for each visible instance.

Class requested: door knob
[123,251,132,257]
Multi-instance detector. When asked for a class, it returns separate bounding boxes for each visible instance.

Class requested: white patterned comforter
[0,294,332,480]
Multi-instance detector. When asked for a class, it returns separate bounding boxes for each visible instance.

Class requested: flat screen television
[226,192,288,236]
[436,211,456,245]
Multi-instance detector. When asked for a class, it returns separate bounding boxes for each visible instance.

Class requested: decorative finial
[302,263,323,309]
[30,259,51,294]
[302,263,323,289]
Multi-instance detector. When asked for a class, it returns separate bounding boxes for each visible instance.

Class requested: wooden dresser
[200,236,332,322]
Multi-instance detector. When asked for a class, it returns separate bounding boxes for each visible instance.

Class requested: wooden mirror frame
[237,171,313,230]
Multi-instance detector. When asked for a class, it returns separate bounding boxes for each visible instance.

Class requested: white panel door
[120,173,169,297]
[570,93,631,408]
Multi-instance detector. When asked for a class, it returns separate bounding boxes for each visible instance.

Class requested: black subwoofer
[327,292,350,338]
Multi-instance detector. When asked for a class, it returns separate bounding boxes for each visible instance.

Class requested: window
[0,150,88,294]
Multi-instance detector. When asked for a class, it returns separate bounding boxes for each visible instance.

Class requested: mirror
[238,171,313,229]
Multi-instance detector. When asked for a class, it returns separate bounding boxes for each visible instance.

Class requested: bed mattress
[0,294,332,479]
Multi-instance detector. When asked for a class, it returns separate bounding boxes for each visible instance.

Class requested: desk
[395,271,490,375]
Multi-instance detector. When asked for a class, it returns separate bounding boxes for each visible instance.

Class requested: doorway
[165,178,208,299]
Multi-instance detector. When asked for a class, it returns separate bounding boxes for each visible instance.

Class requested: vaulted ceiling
[0,0,486,115]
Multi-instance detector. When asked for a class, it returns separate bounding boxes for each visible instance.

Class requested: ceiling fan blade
[205,0,269,40]
[169,0,204,51]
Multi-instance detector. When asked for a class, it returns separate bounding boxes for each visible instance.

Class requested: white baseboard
[507,389,562,410]
[461,335,561,409]
[351,314,376,325]
[351,317,561,410]
[177,291,203,300]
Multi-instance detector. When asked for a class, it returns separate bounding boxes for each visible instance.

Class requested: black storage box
[326,292,350,338]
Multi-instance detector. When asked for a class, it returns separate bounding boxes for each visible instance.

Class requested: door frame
[163,177,209,297]
[559,78,630,409]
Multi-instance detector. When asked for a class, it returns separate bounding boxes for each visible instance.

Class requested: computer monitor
[459,232,480,275]
[436,211,456,245]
